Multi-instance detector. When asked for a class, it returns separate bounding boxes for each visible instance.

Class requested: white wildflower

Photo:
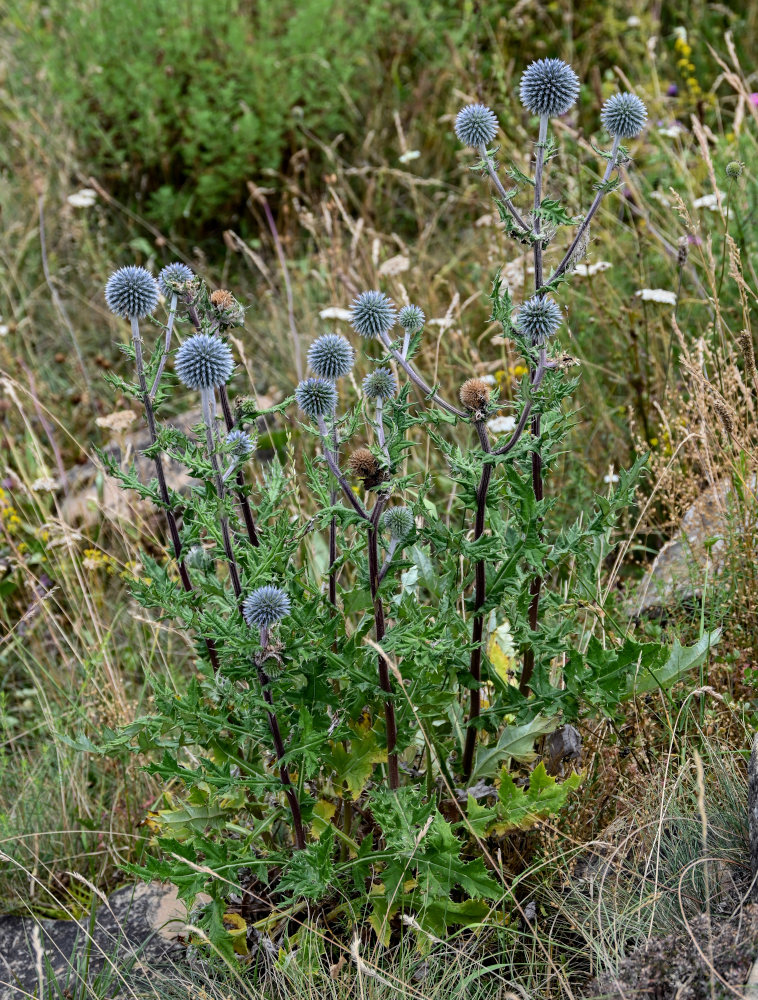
[693,193,724,211]
[658,124,686,138]
[604,470,620,484]
[67,188,98,208]
[649,190,672,206]
[318,307,353,321]
[378,254,410,277]
[573,261,612,277]
[636,288,677,306]
[31,477,59,493]
[626,15,641,26]
[480,374,497,386]
[96,410,138,434]
[486,415,517,434]
[398,150,420,164]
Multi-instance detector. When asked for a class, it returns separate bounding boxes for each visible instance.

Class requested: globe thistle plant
[516,294,563,345]
[210,289,245,328]
[295,378,338,419]
[347,447,384,489]
[399,305,425,332]
[459,378,492,416]
[226,429,254,457]
[175,334,235,391]
[363,368,396,462]
[243,585,292,629]
[600,92,648,139]
[307,333,355,380]
[382,506,414,541]
[398,304,425,358]
[519,58,580,118]
[154,264,195,397]
[105,266,159,320]
[454,103,499,148]
[158,262,194,298]
[362,368,397,401]
[350,291,397,340]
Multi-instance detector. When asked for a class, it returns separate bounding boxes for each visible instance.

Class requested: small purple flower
[751,93,758,107]
[667,84,678,97]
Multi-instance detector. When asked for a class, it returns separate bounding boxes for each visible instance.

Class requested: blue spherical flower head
[382,506,414,541]
[600,92,647,139]
[158,262,194,298]
[105,266,159,319]
[517,295,562,345]
[455,103,499,148]
[175,334,234,390]
[243,585,291,628]
[350,291,397,340]
[307,333,355,380]
[519,59,580,117]
[398,304,425,332]
[362,368,397,401]
[295,378,338,419]
[226,429,253,457]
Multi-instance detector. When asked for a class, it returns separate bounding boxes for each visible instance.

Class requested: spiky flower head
[226,429,254,458]
[362,367,397,401]
[104,266,159,319]
[295,378,338,419]
[186,545,214,573]
[516,295,562,345]
[307,333,355,380]
[350,291,397,340]
[348,447,384,488]
[726,160,744,180]
[242,585,291,628]
[600,92,647,138]
[158,262,194,298]
[459,377,492,414]
[210,289,245,327]
[398,304,425,332]
[519,59,580,118]
[175,334,234,390]
[382,506,414,541]
[455,103,499,148]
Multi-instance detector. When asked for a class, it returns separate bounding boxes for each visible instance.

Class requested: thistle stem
[200,386,242,599]
[461,420,493,780]
[367,493,399,789]
[149,293,177,401]
[129,317,220,672]
[477,143,530,235]
[255,647,306,851]
[218,384,260,548]
[378,330,464,419]
[375,398,390,465]
[543,135,621,290]
[378,538,399,585]
[329,423,339,606]
[203,395,304,850]
[401,330,411,360]
[316,415,369,520]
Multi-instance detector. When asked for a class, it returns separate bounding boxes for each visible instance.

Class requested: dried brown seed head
[348,447,384,488]
[210,289,244,327]
[459,377,492,414]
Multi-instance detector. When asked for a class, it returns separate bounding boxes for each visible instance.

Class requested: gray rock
[633,477,748,615]
[0,883,187,999]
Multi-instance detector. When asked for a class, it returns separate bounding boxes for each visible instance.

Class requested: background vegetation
[1,0,758,995]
